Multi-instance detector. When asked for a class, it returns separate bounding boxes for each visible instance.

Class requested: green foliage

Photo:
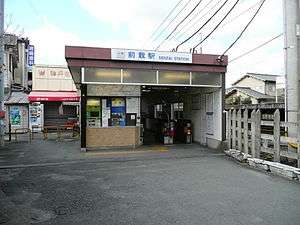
[241,97,252,104]
[226,96,252,105]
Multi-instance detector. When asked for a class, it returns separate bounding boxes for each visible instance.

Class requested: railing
[227,108,300,168]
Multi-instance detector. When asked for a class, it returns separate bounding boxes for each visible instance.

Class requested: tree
[241,97,252,104]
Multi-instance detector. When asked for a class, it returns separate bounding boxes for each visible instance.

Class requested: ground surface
[0,134,300,225]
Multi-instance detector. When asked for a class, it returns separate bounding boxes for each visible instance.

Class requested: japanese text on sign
[111,48,192,64]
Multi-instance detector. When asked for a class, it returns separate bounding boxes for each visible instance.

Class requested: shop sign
[29,96,80,102]
[27,45,34,70]
[111,48,192,64]
[35,67,71,79]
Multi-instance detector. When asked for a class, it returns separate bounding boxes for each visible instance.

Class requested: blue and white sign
[27,45,35,69]
[111,48,192,64]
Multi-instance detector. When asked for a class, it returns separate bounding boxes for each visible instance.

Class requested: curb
[225,149,300,181]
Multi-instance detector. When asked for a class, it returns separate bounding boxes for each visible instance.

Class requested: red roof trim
[28,91,80,102]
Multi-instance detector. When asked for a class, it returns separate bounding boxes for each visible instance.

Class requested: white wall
[32,65,76,91]
[235,77,265,94]
[184,87,223,148]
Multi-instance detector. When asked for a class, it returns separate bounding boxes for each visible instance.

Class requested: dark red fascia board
[65,46,228,67]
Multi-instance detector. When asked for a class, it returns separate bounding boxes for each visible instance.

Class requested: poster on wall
[10,106,21,125]
[112,98,125,107]
[126,97,139,114]
[111,98,126,126]
[102,99,110,127]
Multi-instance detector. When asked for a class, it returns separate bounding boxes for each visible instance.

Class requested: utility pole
[282,0,300,137]
[0,0,5,147]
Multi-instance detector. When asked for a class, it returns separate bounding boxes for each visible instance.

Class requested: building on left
[28,65,80,130]
[3,34,34,133]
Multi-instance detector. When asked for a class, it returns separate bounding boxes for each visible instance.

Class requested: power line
[219,0,267,60]
[173,0,261,45]
[151,0,193,44]
[156,0,203,50]
[175,0,229,51]
[171,0,222,42]
[219,0,261,29]
[192,0,241,51]
[229,33,283,63]
[146,0,184,43]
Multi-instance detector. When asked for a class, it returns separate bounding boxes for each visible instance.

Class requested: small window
[84,68,121,83]
[159,71,190,85]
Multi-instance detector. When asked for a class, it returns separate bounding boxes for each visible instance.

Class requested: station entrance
[140,85,222,147]
[65,46,227,150]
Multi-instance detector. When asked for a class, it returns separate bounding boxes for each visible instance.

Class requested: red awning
[28,91,80,102]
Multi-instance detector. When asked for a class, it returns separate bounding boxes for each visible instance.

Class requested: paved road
[0,135,300,225]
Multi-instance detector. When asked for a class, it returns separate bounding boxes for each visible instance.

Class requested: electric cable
[151,0,193,44]
[145,0,184,44]
[218,0,267,60]
[192,0,241,52]
[155,0,204,50]
[175,0,229,51]
[220,0,261,29]
[171,0,222,42]
[229,33,283,63]
[174,0,261,44]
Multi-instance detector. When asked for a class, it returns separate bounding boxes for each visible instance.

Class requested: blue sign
[27,45,34,67]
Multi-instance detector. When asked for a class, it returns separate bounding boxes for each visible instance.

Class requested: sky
[5,0,284,87]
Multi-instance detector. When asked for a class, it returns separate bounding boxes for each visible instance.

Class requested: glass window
[159,71,190,85]
[84,68,121,83]
[192,72,221,86]
[86,98,101,127]
[123,69,157,84]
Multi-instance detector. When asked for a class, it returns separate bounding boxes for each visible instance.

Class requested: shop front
[65,46,227,151]
[29,65,80,129]
[28,91,79,127]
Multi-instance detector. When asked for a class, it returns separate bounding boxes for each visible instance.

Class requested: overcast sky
[5,0,284,87]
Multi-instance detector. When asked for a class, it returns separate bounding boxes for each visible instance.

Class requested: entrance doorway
[141,86,196,145]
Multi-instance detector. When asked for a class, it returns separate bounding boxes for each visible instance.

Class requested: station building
[65,46,227,151]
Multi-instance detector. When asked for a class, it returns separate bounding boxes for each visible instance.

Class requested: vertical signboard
[27,45,34,70]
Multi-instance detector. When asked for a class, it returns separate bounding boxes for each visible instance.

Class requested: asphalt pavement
[0,134,300,225]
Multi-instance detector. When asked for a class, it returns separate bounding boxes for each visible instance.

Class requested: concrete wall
[87,84,140,97]
[235,77,265,94]
[3,51,13,94]
[14,42,27,88]
[184,87,223,148]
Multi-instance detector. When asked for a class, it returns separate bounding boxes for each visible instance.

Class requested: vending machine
[29,103,44,132]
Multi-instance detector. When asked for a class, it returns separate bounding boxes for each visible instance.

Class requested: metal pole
[283,0,300,137]
[0,0,5,147]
